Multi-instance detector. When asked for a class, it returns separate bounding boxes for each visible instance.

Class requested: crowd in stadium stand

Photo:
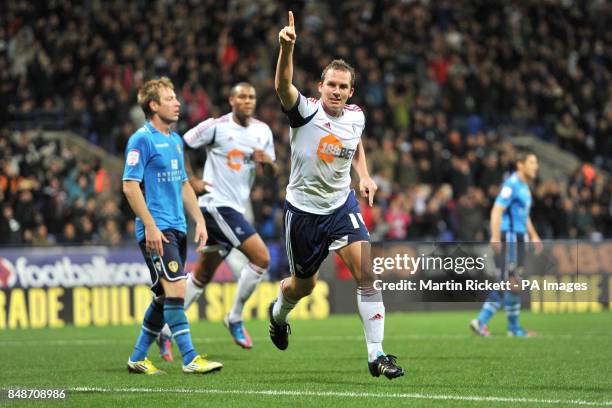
[2,0,611,245]
[0,128,130,246]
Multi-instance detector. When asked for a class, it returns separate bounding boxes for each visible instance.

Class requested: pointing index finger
[288,11,294,27]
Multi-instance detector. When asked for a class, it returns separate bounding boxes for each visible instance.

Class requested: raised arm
[275,11,299,110]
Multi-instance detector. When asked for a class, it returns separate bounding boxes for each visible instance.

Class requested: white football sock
[228,263,266,323]
[357,286,385,362]
[272,279,298,324]
[184,273,205,310]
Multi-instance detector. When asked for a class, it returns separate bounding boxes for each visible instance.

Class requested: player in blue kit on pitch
[123,77,222,374]
[470,151,541,337]
[270,11,403,379]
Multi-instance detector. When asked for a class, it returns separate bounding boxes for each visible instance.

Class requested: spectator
[384,194,411,240]
[32,224,53,246]
[454,188,486,241]
[1,1,610,245]
[0,205,22,245]
[60,222,78,244]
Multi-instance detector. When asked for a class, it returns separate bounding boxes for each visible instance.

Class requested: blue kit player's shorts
[201,206,257,254]
[138,229,187,297]
[284,190,370,279]
[496,232,528,281]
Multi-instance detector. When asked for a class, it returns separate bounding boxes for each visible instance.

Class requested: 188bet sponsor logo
[317,134,355,163]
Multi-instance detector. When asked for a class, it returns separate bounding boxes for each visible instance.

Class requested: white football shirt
[183,113,275,213]
[284,92,365,214]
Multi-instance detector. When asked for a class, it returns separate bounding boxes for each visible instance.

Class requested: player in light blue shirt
[471,151,542,337]
[123,122,188,242]
[497,171,532,235]
[123,77,222,374]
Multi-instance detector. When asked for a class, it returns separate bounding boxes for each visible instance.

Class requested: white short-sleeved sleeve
[183,118,218,148]
[282,93,319,128]
[263,126,276,162]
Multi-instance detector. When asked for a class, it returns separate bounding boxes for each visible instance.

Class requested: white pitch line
[0,333,596,347]
[0,335,453,346]
[68,386,612,406]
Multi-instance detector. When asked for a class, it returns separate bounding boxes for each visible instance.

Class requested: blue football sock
[477,290,502,325]
[504,291,521,331]
[130,299,165,362]
[164,297,198,365]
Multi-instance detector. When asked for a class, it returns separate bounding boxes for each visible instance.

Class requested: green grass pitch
[1,311,611,407]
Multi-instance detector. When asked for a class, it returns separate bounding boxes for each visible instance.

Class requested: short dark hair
[516,150,537,164]
[320,59,356,88]
[230,82,255,97]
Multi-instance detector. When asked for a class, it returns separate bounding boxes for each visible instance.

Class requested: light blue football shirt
[122,122,188,241]
[495,172,532,234]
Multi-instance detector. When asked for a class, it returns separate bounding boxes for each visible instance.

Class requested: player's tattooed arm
[275,11,299,110]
